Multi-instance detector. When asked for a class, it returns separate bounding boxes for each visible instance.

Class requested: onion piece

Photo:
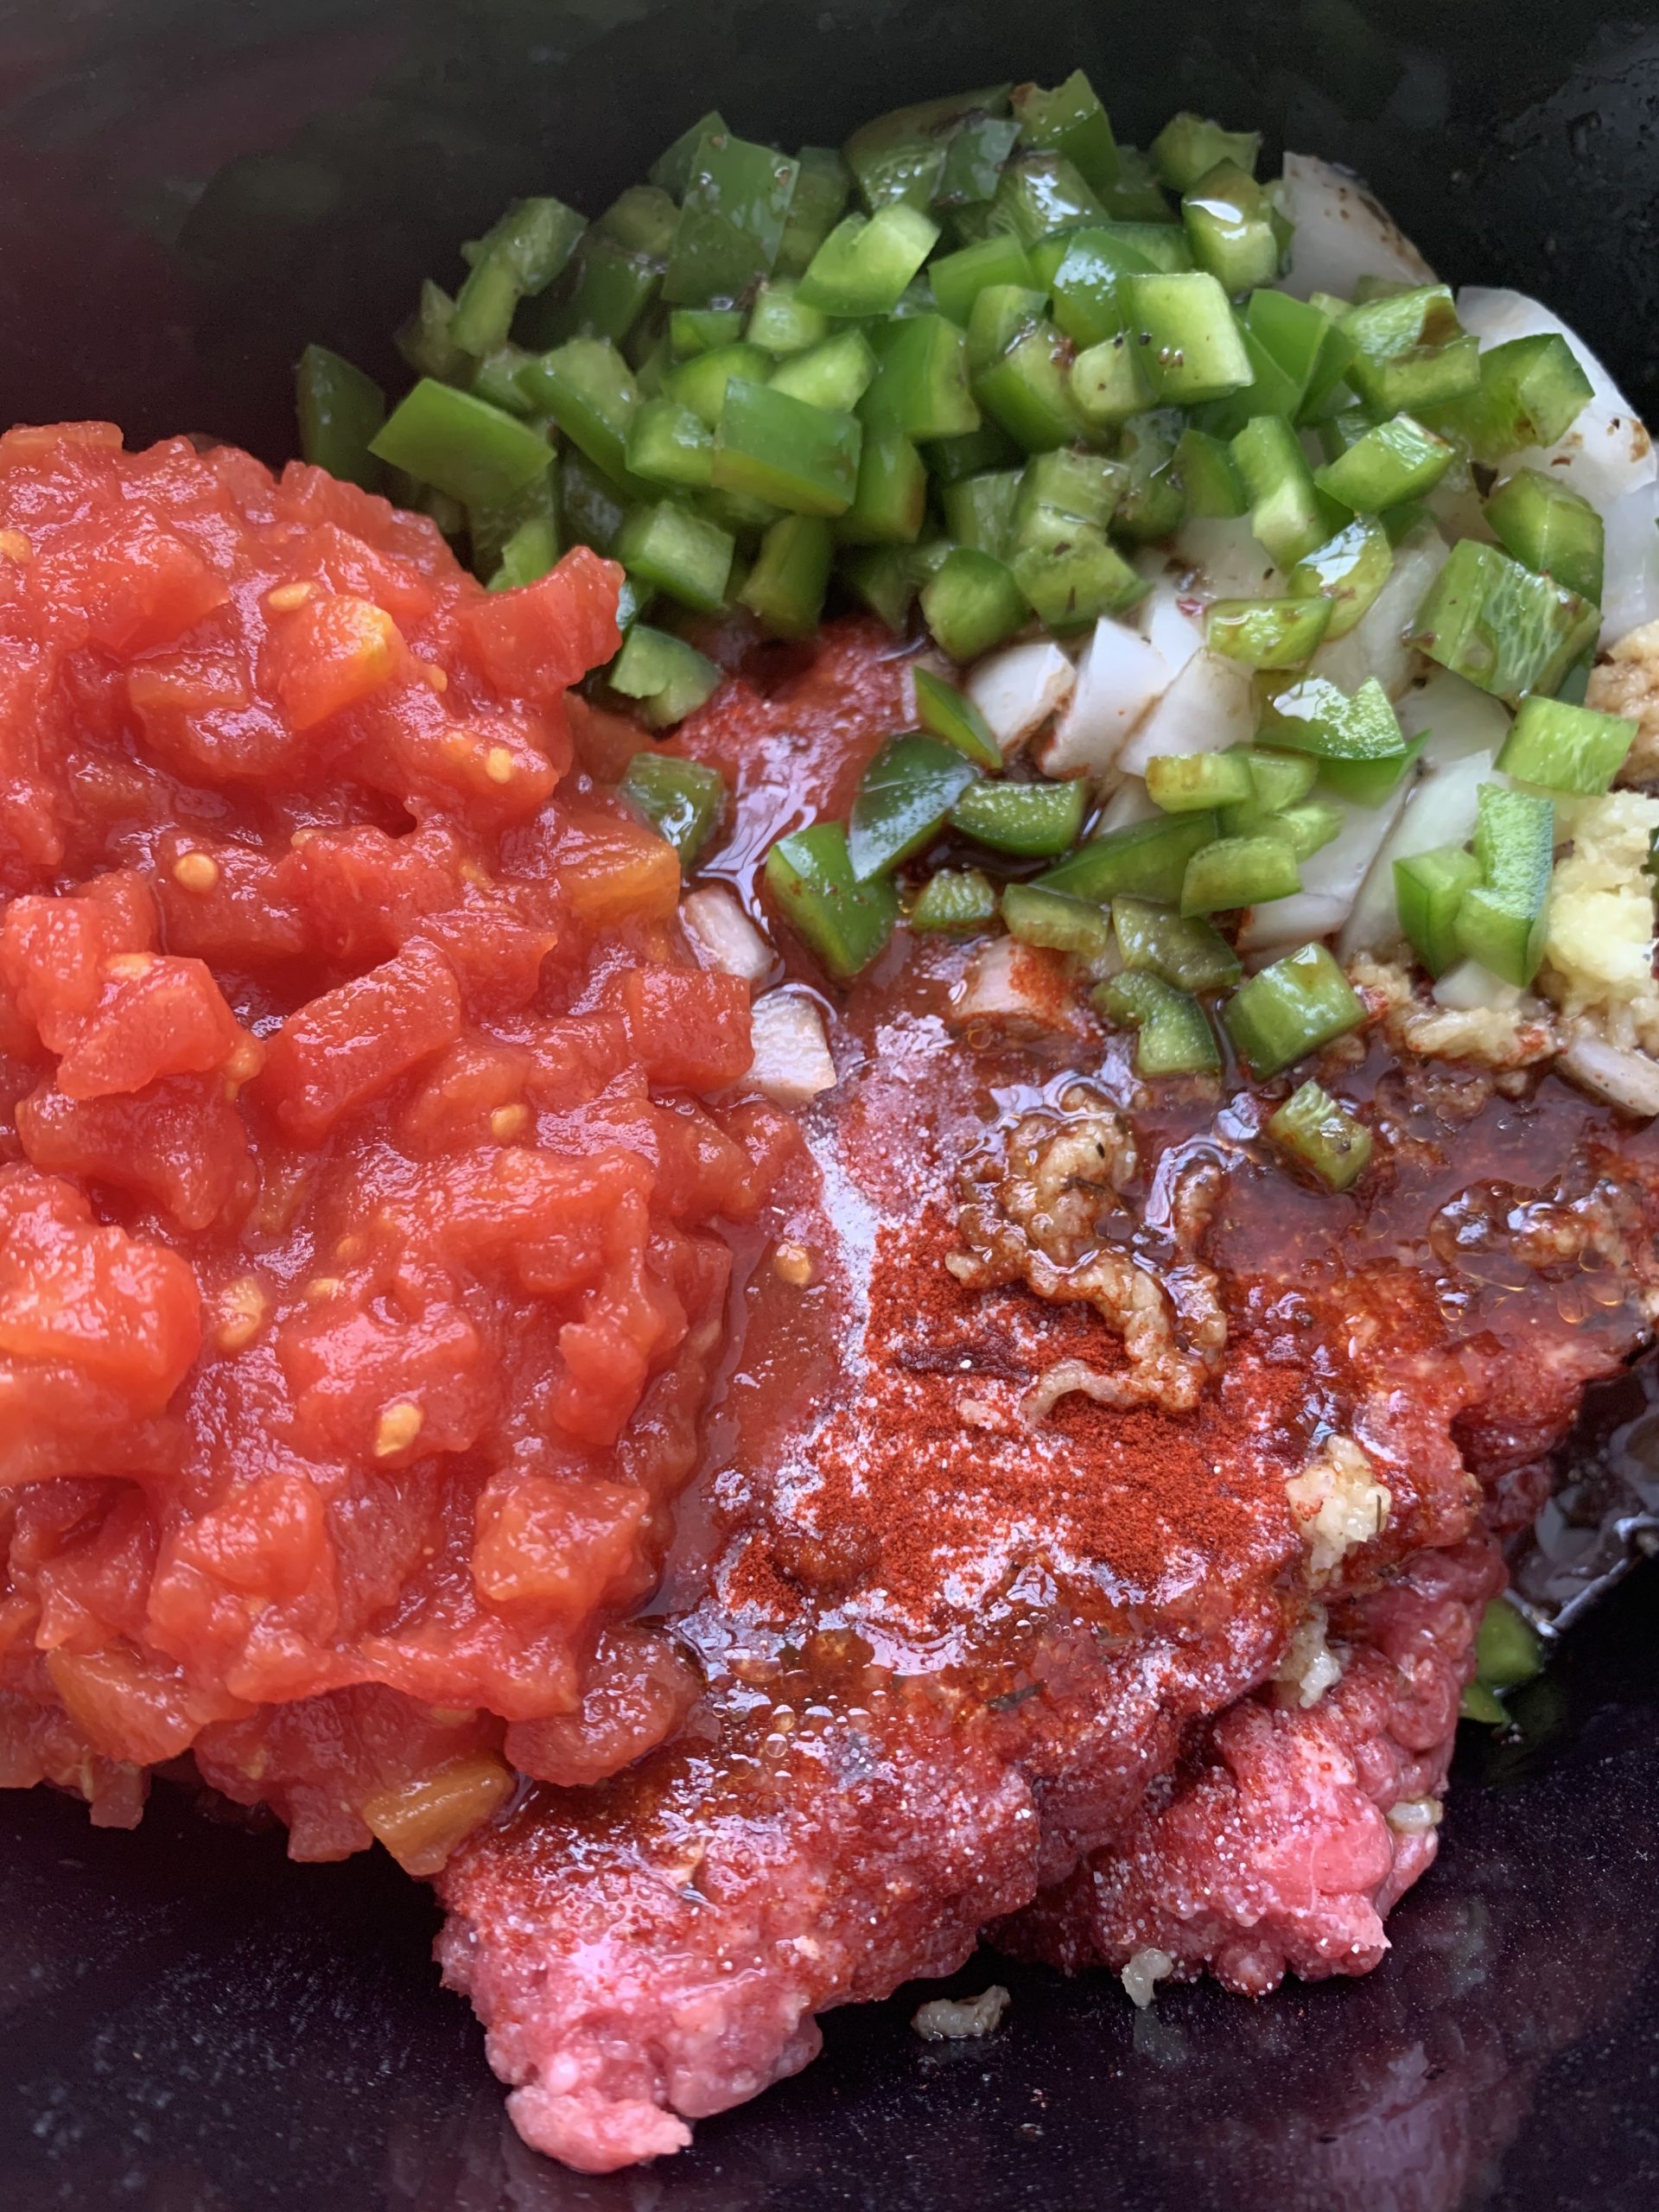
[1455,287,1656,515]
[1338,747,1497,961]
[1096,775,1159,830]
[1560,1033,1659,1118]
[1035,618,1171,783]
[1242,778,1416,952]
[1599,479,1659,645]
[1309,525,1447,700]
[966,639,1076,758]
[1135,571,1206,680]
[1169,514,1283,603]
[681,884,772,987]
[1117,649,1254,776]
[949,936,1084,1036]
[746,990,837,1106]
[1394,669,1511,768]
[1432,958,1521,1013]
[1276,151,1435,303]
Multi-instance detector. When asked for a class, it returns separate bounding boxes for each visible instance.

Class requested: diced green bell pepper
[1112,894,1242,991]
[841,543,918,631]
[1257,673,1407,763]
[296,344,386,492]
[664,130,799,308]
[1010,69,1119,193]
[930,233,1040,326]
[1241,747,1320,810]
[747,278,831,357]
[1009,505,1144,627]
[913,666,1002,769]
[1411,538,1599,705]
[912,867,999,931]
[1285,516,1393,639]
[1173,424,1247,516]
[1316,734,1425,806]
[1181,832,1301,916]
[712,378,861,516]
[1223,941,1366,1077]
[670,306,747,359]
[765,821,900,977]
[1181,159,1282,296]
[1001,881,1113,959]
[626,397,715,491]
[1125,271,1253,404]
[370,378,552,508]
[485,512,560,592]
[838,427,928,544]
[1038,811,1218,903]
[649,110,728,196]
[848,731,980,878]
[1206,596,1334,669]
[1484,467,1605,605]
[614,499,734,613]
[862,314,982,440]
[1424,333,1593,465]
[665,340,772,428]
[518,338,642,486]
[1476,1596,1546,1690]
[777,145,854,276]
[1314,411,1455,512]
[920,547,1030,660]
[973,317,1090,451]
[935,112,1021,207]
[942,468,1021,556]
[991,150,1109,245]
[558,447,629,553]
[949,778,1087,856]
[609,624,722,729]
[769,328,879,413]
[739,512,834,638]
[619,752,726,869]
[1231,412,1332,567]
[1146,749,1257,811]
[1071,333,1157,429]
[842,89,1012,213]
[1114,408,1187,540]
[396,279,468,385]
[1339,284,1480,416]
[1394,842,1481,976]
[797,202,940,315]
[1497,694,1636,796]
[1096,970,1221,1074]
[1268,1079,1373,1190]
[1149,112,1261,194]
[1454,781,1555,986]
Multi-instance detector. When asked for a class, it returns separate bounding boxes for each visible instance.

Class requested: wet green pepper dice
[613,501,734,614]
[848,733,980,880]
[608,625,722,730]
[1001,882,1114,960]
[370,379,553,508]
[1112,896,1242,992]
[1011,69,1120,194]
[1484,468,1605,604]
[1096,971,1221,1075]
[1424,333,1593,465]
[626,398,715,492]
[664,131,800,308]
[518,339,642,487]
[920,548,1030,661]
[1223,942,1366,1077]
[666,342,773,429]
[931,234,1041,327]
[843,89,1013,213]
[863,315,982,442]
[911,868,999,932]
[797,202,941,315]
[1475,1597,1546,1691]
[1205,596,1333,669]
[912,667,1003,769]
[747,278,831,357]
[1268,1080,1373,1190]
[765,822,900,978]
[1146,749,1257,811]
[1314,412,1455,512]
[837,428,928,545]
[949,779,1087,857]
[296,345,387,493]
[1150,112,1262,193]
[1231,412,1330,567]
[1124,271,1254,404]
[1039,812,1218,903]
[1453,782,1555,987]
[1257,674,1407,763]
[1286,517,1393,639]
[486,513,560,592]
[619,753,727,870]
[1181,160,1281,296]
[1317,734,1425,806]
[942,468,1021,557]
[740,513,835,638]
[1181,833,1301,916]
[1394,843,1481,977]
[1339,285,1480,416]
[1411,539,1599,706]
[1497,695,1637,795]
[712,380,862,516]
[777,146,854,276]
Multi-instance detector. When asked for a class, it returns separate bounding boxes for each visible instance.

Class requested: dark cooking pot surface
[1,4,1658,2206]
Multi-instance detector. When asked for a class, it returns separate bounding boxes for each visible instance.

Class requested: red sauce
[0,423,791,1862]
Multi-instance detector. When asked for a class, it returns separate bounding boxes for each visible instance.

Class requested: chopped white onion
[1599,479,1659,645]
[1338,747,1497,961]
[681,884,772,987]
[966,639,1076,758]
[1117,649,1254,776]
[1242,779,1415,952]
[1394,669,1511,768]
[1096,775,1159,830]
[1560,1034,1659,1119]
[746,990,837,1106]
[1310,525,1448,701]
[1455,287,1656,515]
[1035,617,1171,783]
[1432,959,1522,1013]
[950,936,1077,1034]
[1168,514,1282,603]
[1275,151,1436,304]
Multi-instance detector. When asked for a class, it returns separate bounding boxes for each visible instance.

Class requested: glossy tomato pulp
[0,423,791,1873]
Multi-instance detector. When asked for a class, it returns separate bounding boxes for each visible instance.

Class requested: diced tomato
[616,965,753,1090]
[266,592,410,732]
[258,938,463,1144]
[456,546,624,705]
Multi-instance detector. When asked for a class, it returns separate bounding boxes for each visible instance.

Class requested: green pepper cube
[1338,284,1480,416]
[1123,271,1253,404]
[1484,467,1605,604]
[930,233,1041,327]
[1040,228,1143,348]
[1181,159,1282,296]
[649,109,728,196]
[1497,694,1637,795]
[747,277,831,357]
[936,112,1022,207]
[920,547,1030,661]
[739,513,834,638]
[664,131,800,308]
[608,624,722,730]
[1424,332,1593,466]
[848,732,979,879]
[1072,334,1157,429]
[765,821,900,979]
[485,512,560,593]
[395,279,468,385]
[863,315,982,442]
[712,379,861,516]
[518,338,642,486]
[911,867,999,932]
[1112,894,1242,991]
[626,397,715,491]
[1453,781,1555,986]
[1223,941,1366,1077]
[1039,812,1218,903]
[841,543,918,631]
[1231,411,1330,567]
[1173,425,1247,518]
[842,88,1013,213]
[797,201,940,316]
[1096,970,1221,1076]
[1010,69,1119,193]
[1476,1596,1546,1691]
[1460,1680,1510,1725]
[1146,749,1257,812]
[370,378,552,508]
[1317,735,1425,808]
[949,778,1087,857]
[1411,538,1599,705]
[1113,408,1188,541]
[614,500,734,614]
[1001,881,1113,959]
[1010,506,1145,629]
[296,345,387,493]
[768,327,879,414]
[1285,517,1393,639]
[1242,747,1320,810]
[665,341,774,429]
[991,150,1109,245]
[670,307,747,359]
[454,197,588,356]
[539,234,662,348]
[1181,833,1301,916]
[941,467,1021,557]
[1257,673,1407,763]
[1205,596,1334,669]
[1394,842,1481,976]
[777,145,854,276]
[912,667,1002,769]
[618,752,727,870]
[1268,1079,1373,1190]
[1314,412,1455,512]
[973,320,1089,451]
[1150,112,1262,194]
[836,427,928,546]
